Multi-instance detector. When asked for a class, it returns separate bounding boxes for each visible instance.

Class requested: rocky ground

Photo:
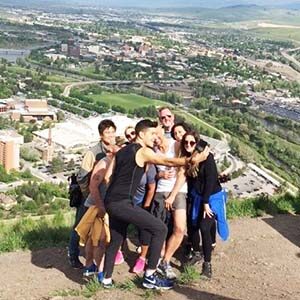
[1,215,300,300]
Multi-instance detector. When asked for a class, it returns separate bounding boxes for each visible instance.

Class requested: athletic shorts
[150,192,187,223]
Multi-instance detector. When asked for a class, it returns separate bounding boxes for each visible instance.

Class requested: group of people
[67,107,229,290]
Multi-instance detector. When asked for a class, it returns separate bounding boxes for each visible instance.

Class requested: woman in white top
[150,126,187,280]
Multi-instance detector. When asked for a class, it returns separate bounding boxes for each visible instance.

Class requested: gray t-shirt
[133,164,157,205]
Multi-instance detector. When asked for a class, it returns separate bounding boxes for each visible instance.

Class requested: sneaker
[133,257,146,274]
[142,273,174,290]
[114,250,124,265]
[102,279,115,289]
[97,271,104,283]
[83,263,98,277]
[201,262,212,279]
[157,261,177,280]
[187,251,203,266]
[69,256,84,269]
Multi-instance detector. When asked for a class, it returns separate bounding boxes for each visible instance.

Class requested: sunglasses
[160,115,172,121]
[184,140,196,147]
[125,131,136,139]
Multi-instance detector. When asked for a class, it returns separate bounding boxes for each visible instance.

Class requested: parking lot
[223,168,277,198]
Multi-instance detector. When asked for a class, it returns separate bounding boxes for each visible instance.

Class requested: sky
[73,0,299,8]
[3,0,300,9]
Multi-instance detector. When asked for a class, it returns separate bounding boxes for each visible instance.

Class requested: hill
[0,215,299,299]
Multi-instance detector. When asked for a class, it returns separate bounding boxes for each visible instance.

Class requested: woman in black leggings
[181,132,225,279]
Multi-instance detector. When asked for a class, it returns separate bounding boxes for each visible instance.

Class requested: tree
[51,157,65,174]
[56,110,65,122]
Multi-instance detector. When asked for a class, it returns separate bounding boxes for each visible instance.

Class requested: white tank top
[156,140,187,193]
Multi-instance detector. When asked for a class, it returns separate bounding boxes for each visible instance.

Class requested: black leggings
[199,215,216,262]
[104,201,167,278]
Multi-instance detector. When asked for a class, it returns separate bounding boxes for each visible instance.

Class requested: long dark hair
[171,122,191,140]
[180,131,200,157]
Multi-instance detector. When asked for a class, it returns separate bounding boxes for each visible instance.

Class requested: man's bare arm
[143,182,156,208]
[103,156,116,185]
[139,147,187,167]
[89,160,107,215]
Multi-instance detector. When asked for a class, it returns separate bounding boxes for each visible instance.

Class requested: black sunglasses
[184,140,196,147]
[160,115,172,121]
[125,131,136,139]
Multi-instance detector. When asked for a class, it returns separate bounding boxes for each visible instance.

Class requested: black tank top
[105,143,144,204]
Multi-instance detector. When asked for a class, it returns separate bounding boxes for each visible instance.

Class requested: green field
[252,27,300,43]
[46,75,76,83]
[90,92,167,110]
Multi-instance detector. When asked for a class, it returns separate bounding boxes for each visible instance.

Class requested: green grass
[81,277,105,298]
[90,92,167,110]
[7,66,31,75]
[227,192,300,219]
[252,27,300,43]
[0,212,73,253]
[46,75,76,83]
[178,265,200,285]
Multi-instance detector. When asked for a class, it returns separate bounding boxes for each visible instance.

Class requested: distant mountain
[279,2,300,10]
[0,0,298,9]
[1,0,300,24]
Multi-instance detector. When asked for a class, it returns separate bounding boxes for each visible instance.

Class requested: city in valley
[0,1,299,299]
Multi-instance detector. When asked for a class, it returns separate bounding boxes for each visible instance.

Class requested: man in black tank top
[101,119,210,290]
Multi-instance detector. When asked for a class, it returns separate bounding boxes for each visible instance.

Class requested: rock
[0,193,17,210]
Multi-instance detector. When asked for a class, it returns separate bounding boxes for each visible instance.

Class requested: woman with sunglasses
[124,126,136,144]
[181,132,229,279]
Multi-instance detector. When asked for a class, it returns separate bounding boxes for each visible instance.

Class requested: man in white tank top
[150,127,187,280]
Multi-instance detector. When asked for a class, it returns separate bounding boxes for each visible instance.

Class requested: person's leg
[191,227,201,252]
[199,216,215,262]
[133,226,151,273]
[103,216,128,281]
[211,220,217,249]
[84,237,94,267]
[164,208,186,262]
[68,204,87,268]
[108,202,167,272]
[199,215,215,279]
[157,193,187,279]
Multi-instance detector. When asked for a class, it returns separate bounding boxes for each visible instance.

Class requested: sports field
[90,92,167,110]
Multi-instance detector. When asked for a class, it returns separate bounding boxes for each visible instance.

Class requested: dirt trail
[1,215,300,300]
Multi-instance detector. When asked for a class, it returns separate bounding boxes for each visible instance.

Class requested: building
[0,103,8,113]
[33,114,139,151]
[61,43,68,53]
[10,99,56,123]
[0,130,24,172]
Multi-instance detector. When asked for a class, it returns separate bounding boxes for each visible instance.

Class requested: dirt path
[1,215,300,300]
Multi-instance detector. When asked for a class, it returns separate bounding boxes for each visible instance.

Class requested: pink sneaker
[133,257,146,274]
[114,250,124,265]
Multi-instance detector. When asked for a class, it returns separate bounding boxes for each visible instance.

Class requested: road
[281,48,300,74]
[0,180,25,192]
[61,78,196,97]
[62,80,146,97]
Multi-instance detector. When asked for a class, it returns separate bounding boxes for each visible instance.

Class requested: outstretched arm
[139,147,187,167]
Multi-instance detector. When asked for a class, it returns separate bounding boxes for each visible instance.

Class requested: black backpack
[68,174,83,208]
